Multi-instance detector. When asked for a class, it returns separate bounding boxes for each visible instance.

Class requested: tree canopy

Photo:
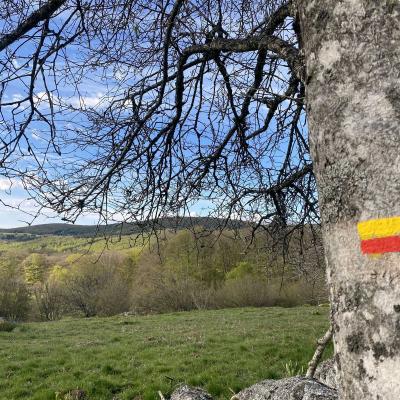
[0,0,315,232]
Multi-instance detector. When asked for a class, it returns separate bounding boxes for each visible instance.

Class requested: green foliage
[0,218,246,238]
[0,268,30,321]
[63,253,131,317]
[0,226,327,320]
[22,253,47,284]
[283,360,305,377]
[0,249,28,273]
[226,261,257,280]
[0,307,331,400]
[48,265,69,282]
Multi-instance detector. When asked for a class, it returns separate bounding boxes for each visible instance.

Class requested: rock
[314,358,337,389]
[70,389,86,400]
[170,385,214,400]
[231,376,337,400]
[60,389,87,399]
[169,375,338,400]
[121,311,137,316]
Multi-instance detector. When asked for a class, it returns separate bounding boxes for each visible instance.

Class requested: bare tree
[1,0,399,398]
[0,0,314,228]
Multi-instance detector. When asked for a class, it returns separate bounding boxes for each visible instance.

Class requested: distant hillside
[0,217,247,238]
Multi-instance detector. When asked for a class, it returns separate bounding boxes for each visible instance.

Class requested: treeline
[0,228,327,321]
[0,218,247,238]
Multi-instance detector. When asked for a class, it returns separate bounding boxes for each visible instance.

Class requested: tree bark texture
[299,1,400,398]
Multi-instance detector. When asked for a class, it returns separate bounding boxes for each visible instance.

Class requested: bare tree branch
[0,0,67,52]
[306,325,333,379]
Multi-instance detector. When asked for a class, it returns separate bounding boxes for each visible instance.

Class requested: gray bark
[0,0,67,52]
[298,1,400,398]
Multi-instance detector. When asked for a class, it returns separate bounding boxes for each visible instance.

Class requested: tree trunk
[298,1,400,398]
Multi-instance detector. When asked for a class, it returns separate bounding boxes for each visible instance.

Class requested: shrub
[214,276,279,308]
[63,254,131,317]
[0,321,17,332]
[22,253,48,284]
[0,271,30,321]
[131,272,215,313]
[225,261,256,280]
[33,281,65,321]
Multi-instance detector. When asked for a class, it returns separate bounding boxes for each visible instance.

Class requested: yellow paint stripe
[358,216,400,240]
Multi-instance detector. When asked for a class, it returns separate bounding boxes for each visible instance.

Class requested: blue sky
[0,181,215,228]
[0,10,116,228]
[0,180,100,228]
[0,3,305,228]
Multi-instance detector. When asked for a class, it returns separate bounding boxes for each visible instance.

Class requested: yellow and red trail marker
[357,216,400,255]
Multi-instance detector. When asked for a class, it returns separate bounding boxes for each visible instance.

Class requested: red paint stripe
[361,235,400,254]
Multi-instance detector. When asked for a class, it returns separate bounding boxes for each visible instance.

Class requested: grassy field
[0,234,143,253]
[0,306,332,400]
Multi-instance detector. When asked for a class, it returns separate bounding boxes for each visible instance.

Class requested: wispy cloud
[0,178,23,191]
[70,93,105,108]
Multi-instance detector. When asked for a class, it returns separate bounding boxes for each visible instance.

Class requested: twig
[306,325,333,378]
[158,390,166,400]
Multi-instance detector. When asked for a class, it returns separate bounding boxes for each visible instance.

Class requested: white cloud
[11,93,25,103]
[12,58,20,69]
[70,93,105,108]
[0,178,23,191]
[30,129,46,142]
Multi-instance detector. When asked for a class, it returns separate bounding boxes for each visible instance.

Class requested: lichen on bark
[298,0,400,398]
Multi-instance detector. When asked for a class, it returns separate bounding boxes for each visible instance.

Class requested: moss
[357,359,366,377]
[386,0,398,13]
[372,342,389,360]
[314,9,331,33]
[346,332,366,354]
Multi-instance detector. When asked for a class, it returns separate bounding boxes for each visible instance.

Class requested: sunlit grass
[0,306,331,400]
[0,234,145,254]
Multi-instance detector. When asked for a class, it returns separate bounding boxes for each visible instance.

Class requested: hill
[0,217,247,238]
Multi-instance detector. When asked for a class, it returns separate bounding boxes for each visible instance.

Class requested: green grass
[0,306,332,400]
[0,234,144,254]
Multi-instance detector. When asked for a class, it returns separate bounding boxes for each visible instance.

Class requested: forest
[0,223,326,322]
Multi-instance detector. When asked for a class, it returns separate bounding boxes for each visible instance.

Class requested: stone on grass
[59,389,87,400]
[231,376,337,400]
[170,385,214,400]
[314,358,337,390]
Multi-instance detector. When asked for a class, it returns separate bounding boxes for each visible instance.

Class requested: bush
[0,271,30,321]
[22,253,47,284]
[0,321,17,332]
[33,281,65,321]
[130,269,321,314]
[214,276,279,308]
[131,272,215,313]
[63,254,131,317]
[225,261,256,280]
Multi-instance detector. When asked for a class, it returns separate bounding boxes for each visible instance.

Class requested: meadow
[0,233,142,254]
[0,306,331,400]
